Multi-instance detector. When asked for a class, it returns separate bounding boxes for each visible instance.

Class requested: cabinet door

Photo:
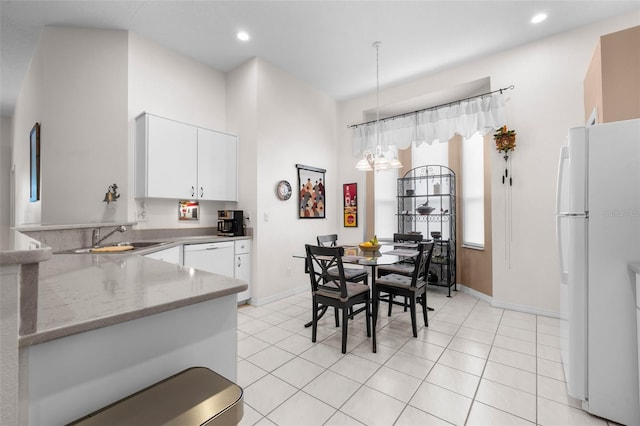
[197,128,237,201]
[146,115,198,199]
[183,242,234,278]
[144,246,182,265]
[235,253,251,302]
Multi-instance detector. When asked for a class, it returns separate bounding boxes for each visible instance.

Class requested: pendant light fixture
[356,41,402,172]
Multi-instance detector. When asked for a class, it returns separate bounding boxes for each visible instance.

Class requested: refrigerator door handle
[556,146,570,283]
[556,146,569,215]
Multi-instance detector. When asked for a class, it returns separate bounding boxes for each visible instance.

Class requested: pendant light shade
[356,41,402,172]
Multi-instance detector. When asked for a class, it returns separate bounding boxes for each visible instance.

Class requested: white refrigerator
[556,118,640,425]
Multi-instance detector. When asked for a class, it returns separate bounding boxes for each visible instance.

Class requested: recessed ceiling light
[237,31,250,42]
[531,13,548,24]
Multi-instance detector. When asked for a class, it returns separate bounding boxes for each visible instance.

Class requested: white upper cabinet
[135,113,238,201]
[197,128,238,201]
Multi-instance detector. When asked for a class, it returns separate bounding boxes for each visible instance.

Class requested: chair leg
[409,295,418,337]
[404,296,408,312]
[365,298,371,337]
[341,307,349,354]
[312,299,318,343]
[388,294,393,316]
[334,307,340,327]
[420,293,429,327]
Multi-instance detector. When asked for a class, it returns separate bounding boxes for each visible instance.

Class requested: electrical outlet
[264,212,269,222]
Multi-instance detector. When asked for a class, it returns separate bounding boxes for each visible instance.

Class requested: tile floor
[237,288,620,426]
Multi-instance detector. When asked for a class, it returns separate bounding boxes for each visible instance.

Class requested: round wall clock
[276,180,292,200]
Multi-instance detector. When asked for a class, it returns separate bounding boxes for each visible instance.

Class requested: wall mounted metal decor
[297,164,326,219]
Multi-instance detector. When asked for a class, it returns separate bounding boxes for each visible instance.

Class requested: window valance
[352,91,508,157]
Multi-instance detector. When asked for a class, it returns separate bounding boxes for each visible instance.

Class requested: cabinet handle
[200,187,204,197]
[191,186,195,197]
[237,256,241,267]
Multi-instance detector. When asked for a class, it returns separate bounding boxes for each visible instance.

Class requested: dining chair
[374,242,434,337]
[305,244,371,353]
[377,233,424,316]
[316,234,368,285]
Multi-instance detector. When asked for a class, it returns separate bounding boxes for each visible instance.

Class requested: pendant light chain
[355,40,402,171]
[375,41,380,134]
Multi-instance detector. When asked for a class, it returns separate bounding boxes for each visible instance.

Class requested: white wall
[226,59,259,299]
[227,58,338,304]
[42,27,129,225]
[13,27,129,226]
[12,28,233,229]
[12,34,44,226]
[338,12,639,315]
[0,117,12,225]
[128,32,231,229]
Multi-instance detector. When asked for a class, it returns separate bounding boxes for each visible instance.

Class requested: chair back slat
[317,234,338,247]
[411,242,434,287]
[305,244,348,298]
[393,233,423,243]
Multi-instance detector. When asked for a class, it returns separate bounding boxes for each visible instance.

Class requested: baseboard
[456,284,561,319]
[456,284,492,304]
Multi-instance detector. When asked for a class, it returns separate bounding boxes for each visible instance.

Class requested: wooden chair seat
[330,267,368,282]
[376,263,414,277]
[316,283,370,300]
[376,273,426,291]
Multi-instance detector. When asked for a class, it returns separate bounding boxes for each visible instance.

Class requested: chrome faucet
[92,225,127,247]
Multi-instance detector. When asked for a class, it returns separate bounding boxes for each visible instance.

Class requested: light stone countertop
[1,228,250,347]
[20,251,247,347]
[0,227,52,265]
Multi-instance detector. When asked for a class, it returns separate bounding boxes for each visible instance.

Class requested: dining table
[295,241,421,353]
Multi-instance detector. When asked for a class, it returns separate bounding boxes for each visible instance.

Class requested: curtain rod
[348,85,515,129]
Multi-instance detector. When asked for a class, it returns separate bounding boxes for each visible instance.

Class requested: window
[374,146,400,240]
[412,140,449,168]
[461,132,484,248]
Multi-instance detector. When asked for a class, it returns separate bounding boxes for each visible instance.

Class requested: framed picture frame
[29,123,41,202]
[178,200,199,221]
[296,164,326,219]
[343,183,357,227]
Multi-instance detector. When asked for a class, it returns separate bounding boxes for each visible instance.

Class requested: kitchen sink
[55,241,169,254]
[116,241,168,249]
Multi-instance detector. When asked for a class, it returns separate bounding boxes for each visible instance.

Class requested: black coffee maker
[217,210,244,236]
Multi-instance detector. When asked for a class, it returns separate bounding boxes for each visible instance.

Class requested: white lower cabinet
[143,246,182,264]
[234,240,251,304]
[183,242,235,278]
[145,240,250,304]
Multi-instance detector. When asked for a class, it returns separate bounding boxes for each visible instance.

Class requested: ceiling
[1,1,639,117]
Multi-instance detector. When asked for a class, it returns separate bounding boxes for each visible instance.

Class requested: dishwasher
[183,242,234,278]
